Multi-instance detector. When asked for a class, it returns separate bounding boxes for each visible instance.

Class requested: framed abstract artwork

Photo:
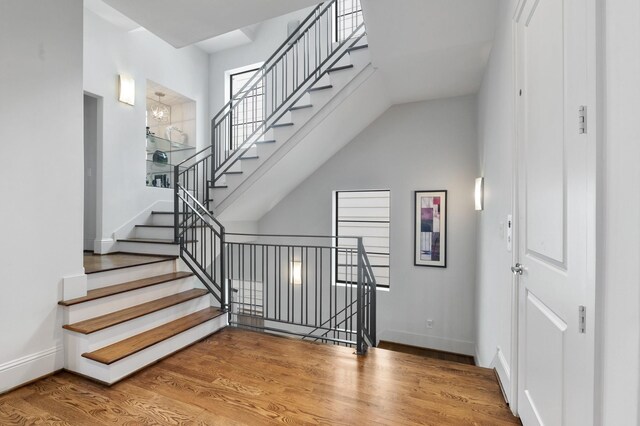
[414,190,447,267]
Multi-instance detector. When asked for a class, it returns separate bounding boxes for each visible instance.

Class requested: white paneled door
[514,0,596,425]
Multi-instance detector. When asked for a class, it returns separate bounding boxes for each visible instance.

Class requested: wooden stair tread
[63,289,209,334]
[328,64,354,73]
[58,271,193,306]
[272,122,294,128]
[117,238,195,244]
[348,44,368,52]
[82,307,224,365]
[135,224,207,229]
[308,84,333,92]
[289,104,313,111]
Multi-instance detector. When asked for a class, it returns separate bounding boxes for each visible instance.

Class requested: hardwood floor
[0,328,520,425]
[378,340,476,365]
[83,252,176,274]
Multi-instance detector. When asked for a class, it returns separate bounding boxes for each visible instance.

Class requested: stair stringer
[215,67,391,222]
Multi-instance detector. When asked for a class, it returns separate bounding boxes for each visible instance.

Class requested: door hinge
[578,106,587,134]
[578,305,586,333]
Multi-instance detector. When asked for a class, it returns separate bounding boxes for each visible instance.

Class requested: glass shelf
[146,134,195,153]
[146,134,195,189]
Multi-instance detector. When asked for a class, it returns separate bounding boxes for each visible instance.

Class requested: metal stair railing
[172,0,374,351]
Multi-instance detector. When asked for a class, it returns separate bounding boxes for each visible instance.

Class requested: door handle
[511,263,524,275]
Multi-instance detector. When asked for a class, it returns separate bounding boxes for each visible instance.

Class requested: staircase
[60,253,226,385]
[61,0,378,386]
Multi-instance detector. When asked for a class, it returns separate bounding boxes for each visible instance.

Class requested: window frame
[333,0,364,42]
[227,65,264,151]
[334,189,390,289]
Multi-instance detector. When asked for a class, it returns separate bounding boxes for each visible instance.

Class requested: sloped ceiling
[102,0,321,48]
[361,0,498,104]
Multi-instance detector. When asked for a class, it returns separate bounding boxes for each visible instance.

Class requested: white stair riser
[327,66,359,89]
[66,315,227,385]
[64,295,213,352]
[331,53,352,69]
[347,46,371,69]
[87,260,176,290]
[150,214,176,227]
[116,241,180,256]
[134,226,196,240]
[274,111,292,124]
[292,92,312,107]
[63,277,196,324]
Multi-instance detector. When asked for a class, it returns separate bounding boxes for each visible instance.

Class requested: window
[229,67,264,150]
[334,0,365,42]
[335,190,390,288]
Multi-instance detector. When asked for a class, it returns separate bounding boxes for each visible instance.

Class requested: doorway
[83,93,101,252]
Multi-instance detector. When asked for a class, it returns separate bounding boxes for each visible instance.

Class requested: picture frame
[414,190,447,267]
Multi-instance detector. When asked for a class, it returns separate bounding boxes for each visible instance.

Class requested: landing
[83,252,176,274]
[0,328,520,425]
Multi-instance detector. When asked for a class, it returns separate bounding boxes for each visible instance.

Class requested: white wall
[83,9,209,251]
[598,0,640,424]
[474,0,516,398]
[258,96,479,355]
[208,7,314,114]
[0,0,83,392]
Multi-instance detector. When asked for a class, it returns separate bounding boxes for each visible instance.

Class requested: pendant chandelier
[151,91,170,123]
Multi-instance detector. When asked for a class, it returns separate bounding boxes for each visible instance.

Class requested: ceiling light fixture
[151,91,170,122]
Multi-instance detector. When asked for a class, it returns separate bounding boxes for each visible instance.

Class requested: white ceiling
[102,0,321,48]
[195,25,258,54]
[361,0,498,104]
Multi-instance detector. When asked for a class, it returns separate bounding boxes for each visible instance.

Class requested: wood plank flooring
[0,328,520,425]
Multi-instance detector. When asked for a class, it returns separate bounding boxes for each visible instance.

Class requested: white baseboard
[378,329,475,356]
[490,346,511,403]
[94,238,115,254]
[0,346,63,393]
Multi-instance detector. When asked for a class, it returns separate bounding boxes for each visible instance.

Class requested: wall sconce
[475,177,484,211]
[290,261,302,285]
[118,74,135,106]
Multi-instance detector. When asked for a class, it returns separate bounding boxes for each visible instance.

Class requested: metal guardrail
[225,233,376,354]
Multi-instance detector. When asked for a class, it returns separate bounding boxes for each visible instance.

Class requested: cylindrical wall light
[475,177,484,211]
[290,261,302,285]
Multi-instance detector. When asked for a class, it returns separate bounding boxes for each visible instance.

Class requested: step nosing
[63,289,209,334]
[328,65,354,72]
[289,104,313,111]
[58,271,194,306]
[308,85,333,92]
[117,238,196,245]
[81,307,224,365]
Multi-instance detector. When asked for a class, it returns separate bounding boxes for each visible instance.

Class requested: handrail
[175,182,225,230]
